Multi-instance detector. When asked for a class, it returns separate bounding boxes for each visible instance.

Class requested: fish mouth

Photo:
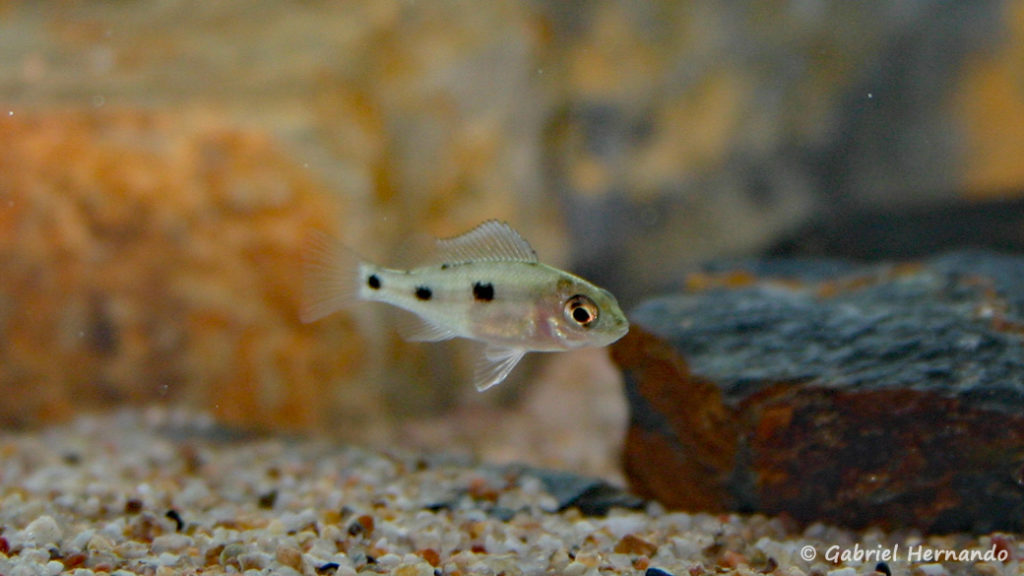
[607,315,630,342]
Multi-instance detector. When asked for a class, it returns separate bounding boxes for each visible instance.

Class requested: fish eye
[564,294,598,328]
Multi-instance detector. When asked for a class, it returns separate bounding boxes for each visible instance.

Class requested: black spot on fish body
[440,263,450,270]
[367,274,381,289]
[472,281,495,302]
[415,286,433,300]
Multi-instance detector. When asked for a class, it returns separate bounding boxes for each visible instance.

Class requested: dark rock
[416,463,645,518]
[613,251,1024,533]
[513,466,646,516]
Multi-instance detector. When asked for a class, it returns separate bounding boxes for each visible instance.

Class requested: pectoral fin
[474,346,527,391]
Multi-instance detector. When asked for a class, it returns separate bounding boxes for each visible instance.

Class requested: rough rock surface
[613,251,1024,533]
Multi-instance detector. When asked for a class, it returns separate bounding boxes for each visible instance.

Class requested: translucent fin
[434,220,538,265]
[394,309,459,342]
[300,231,363,323]
[474,346,527,391]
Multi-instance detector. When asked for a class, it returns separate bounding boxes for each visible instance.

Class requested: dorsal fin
[434,220,538,265]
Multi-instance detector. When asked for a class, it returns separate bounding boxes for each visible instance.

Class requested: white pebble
[280,508,318,533]
[332,563,358,576]
[394,561,434,576]
[21,515,62,545]
[535,533,563,555]
[669,535,704,558]
[17,546,50,564]
[101,518,126,539]
[68,529,96,550]
[86,532,116,553]
[114,540,149,559]
[601,515,648,539]
[606,552,634,570]
[659,512,693,531]
[266,519,287,535]
[563,560,599,576]
[155,552,180,566]
[916,563,948,576]
[375,553,403,568]
[151,533,191,553]
[238,551,271,570]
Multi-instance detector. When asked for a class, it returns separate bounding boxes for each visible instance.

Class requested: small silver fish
[301,220,629,391]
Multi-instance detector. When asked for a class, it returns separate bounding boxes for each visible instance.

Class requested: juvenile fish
[301,220,629,391]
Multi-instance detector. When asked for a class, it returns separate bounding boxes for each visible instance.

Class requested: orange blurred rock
[959,1,1024,196]
[0,108,385,433]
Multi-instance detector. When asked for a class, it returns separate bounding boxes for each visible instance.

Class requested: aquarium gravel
[0,410,1019,576]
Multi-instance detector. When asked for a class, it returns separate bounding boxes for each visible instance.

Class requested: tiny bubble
[867,93,874,99]
[7,110,12,116]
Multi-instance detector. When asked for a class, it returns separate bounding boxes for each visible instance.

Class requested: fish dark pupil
[572,307,591,323]
[367,274,381,289]
[415,286,433,300]
[472,282,495,302]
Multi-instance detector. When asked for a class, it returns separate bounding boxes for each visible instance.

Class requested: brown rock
[616,329,738,513]
[614,253,1024,533]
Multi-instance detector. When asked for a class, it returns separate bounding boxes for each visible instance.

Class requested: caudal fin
[300,231,363,323]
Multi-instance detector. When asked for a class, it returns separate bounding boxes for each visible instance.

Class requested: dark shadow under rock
[613,251,1024,533]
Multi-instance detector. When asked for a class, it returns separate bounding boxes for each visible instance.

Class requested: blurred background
[2,1,1023,478]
